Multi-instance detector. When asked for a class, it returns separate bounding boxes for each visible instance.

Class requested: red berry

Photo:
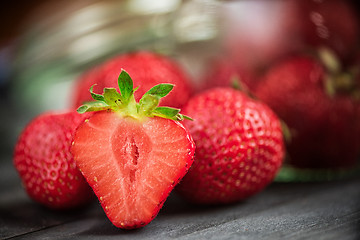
[221,0,359,72]
[72,112,194,228]
[197,56,257,93]
[176,88,284,204]
[255,55,360,169]
[297,0,359,62]
[222,0,302,72]
[72,51,193,109]
[71,70,195,229]
[14,111,94,209]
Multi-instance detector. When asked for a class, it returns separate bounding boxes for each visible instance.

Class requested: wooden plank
[1,157,360,239]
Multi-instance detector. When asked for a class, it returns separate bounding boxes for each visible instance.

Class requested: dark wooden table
[1,154,359,240]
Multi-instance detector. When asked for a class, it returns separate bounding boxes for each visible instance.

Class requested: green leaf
[139,94,160,115]
[324,75,336,97]
[174,114,193,121]
[103,88,122,107]
[153,107,193,121]
[138,83,173,114]
[145,84,174,98]
[77,101,110,113]
[318,47,340,74]
[118,70,133,103]
[230,75,241,90]
[90,85,105,102]
[77,70,191,122]
[154,107,180,118]
[181,114,193,121]
[280,120,292,144]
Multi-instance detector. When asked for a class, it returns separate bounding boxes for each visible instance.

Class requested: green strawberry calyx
[77,69,192,121]
[318,47,358,98]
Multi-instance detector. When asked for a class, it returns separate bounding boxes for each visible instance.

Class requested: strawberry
[255,53,360,169]
[221,0,359,73]
[296,0,359,62]
[13,111,94,209]
[176,88,284,204]
[72,51,193,109]
[222,0,302,73]
[197,56,257,93]
[71,70,195,229]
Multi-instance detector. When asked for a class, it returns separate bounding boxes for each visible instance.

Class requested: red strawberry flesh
[72,111,195,228]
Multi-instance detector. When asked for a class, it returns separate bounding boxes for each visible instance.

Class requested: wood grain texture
[1,157,359,240]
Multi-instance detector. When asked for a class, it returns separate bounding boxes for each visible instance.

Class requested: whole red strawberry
[176,88,284,204]
[255,54,360,169]
[71,70,195,229]
[14,111,94,209]
[72,51,193,109]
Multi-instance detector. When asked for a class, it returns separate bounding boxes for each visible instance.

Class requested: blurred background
[1,0,360,178]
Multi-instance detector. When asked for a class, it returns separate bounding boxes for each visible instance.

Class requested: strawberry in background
[221,0,302,74]
[255,50,360,169]
[220,0,359,78]
[196,56,257,93]
[297,0,360,63]
[72,51,193,109]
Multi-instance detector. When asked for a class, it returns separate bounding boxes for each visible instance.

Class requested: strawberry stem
[318,47,341,74]
[77,69,192,121]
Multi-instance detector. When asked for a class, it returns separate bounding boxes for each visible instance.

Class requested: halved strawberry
[71,70,195,229]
